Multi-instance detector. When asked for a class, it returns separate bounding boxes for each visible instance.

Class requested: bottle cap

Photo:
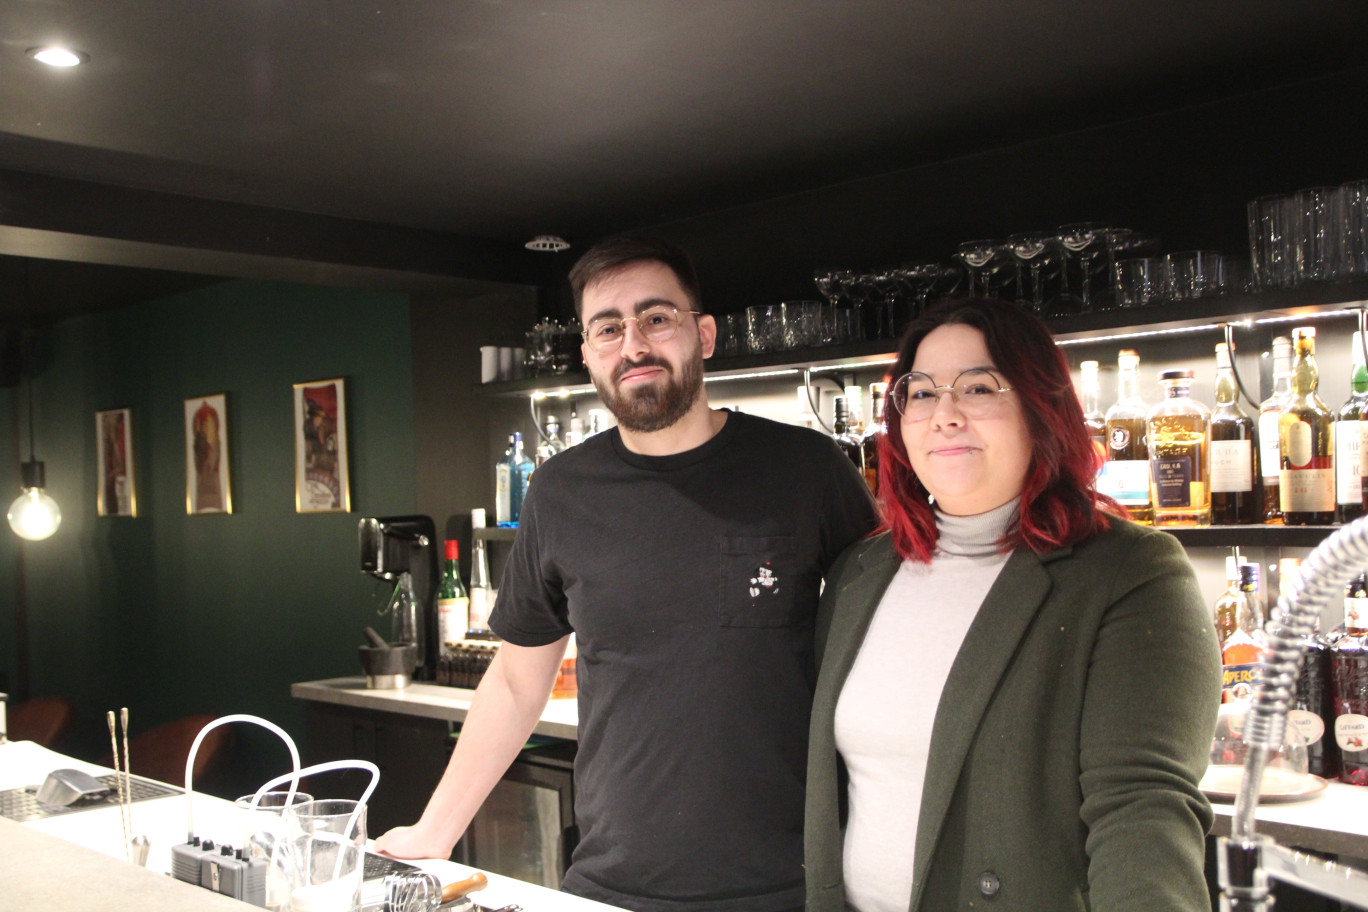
[1158,368,1195,380]
[445,540,459,561]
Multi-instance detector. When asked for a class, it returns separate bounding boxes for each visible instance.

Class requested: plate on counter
[1200,765,1328,803]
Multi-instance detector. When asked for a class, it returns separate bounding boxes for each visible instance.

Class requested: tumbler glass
[1166,250,1225,300]
[746,304,777,354]
[1114,257,1162,307]
[1247,193,1299,290]
[1341,179,1368,277]
[1298,186,1342,283]
[284,799,367,912]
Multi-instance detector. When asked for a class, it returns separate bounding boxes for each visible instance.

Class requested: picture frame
[95,408,136,517]
[293,377,351,513]
[185,394,233,515]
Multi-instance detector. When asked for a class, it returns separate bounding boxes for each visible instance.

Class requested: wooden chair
[6,696,75,748]
[100,714,233,787]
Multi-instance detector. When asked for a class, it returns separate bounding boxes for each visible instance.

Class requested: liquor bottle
[467,526,497,641]
[1098,350,1152,523]
[1220,561,1265,703]
[564,409,584,448]
[1079,360,1107,467]
[587,408,611,436]
[832,397,863,472]
[1293,614,1338,779]
[552,633,578,699]
[1337,330,1368,523]
[536,415,567,466]
[1146,368,1211,527]
[1259,336,1294,523]
[1279,326,1336,525]
[510,431,535,524]
[861,382,887,496]
[436,540,469,659]
[1331,572,1368,784]
[1209,342,1262,524]
[1212,556,1244,651]
[494,435,515,526]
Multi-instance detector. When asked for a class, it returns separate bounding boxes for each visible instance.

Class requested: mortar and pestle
[359,627,418,689]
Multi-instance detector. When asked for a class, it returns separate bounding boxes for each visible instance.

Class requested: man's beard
[591,351,705,433]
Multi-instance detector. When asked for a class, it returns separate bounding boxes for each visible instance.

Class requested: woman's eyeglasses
[582,305,701,354]
[889,369,1013,421]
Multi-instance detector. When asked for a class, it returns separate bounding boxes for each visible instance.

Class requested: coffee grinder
[358,515,439,679]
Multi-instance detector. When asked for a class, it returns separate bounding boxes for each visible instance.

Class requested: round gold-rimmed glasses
[889,368,1013,422]
[581,305,701,353]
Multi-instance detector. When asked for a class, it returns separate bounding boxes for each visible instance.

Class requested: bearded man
[377,235,878,912]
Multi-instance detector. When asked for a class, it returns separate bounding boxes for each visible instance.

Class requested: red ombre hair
[879,296,1124,563]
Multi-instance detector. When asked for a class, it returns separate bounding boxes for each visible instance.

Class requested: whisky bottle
[1331,572,1368,785]
[1279,327,1336,525]
[1098,350,1152,523]
[1337,330,1368,523]
[1212,556,1244,650]
[1080,360,1107,468]
[861,382,887,496]
[1220,561,1265,703]
[1258,336,1293,523]
[1209,342,1262,524]
[1147,368,1211,527]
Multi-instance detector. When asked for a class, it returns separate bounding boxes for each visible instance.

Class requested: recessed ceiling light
[26,46,89,67]
[525,235,570,252]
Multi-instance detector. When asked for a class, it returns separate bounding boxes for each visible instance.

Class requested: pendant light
[7,270,60,541]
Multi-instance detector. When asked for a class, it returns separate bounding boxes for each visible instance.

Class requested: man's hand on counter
[374,823,453,860]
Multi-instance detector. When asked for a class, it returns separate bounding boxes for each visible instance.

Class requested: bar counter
[0,739,615,912]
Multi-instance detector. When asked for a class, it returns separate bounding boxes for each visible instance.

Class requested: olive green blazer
[805,520,1221,912]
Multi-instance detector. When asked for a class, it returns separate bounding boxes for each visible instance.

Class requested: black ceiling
[2,0,1367,322]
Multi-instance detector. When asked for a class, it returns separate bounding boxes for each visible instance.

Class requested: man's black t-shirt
[490,411,879,912]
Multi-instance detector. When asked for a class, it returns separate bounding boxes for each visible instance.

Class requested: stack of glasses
[1248,180,1368,290]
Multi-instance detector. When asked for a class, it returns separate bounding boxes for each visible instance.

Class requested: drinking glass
[1007,232,1055,313]
[897,263,960,321]
[1166,250,1225,299]
[237,790,315,912]
[1340,179,1368,277]
[779,300,821,349]
[746,304,778,354]
[284,799,367,912]
[718,312,746,357]
[1056,222,1110,312]
[1114,257,1162,307]
[1298,186,1342,283]
[1247,193,1299,290]
[956,240,1007,298]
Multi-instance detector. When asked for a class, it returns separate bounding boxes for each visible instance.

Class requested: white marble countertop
[0,739,614,912]
[1208,777,1368,858]
[291,677,579,741]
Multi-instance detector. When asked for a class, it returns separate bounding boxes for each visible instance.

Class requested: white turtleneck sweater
[834,498,1019,912]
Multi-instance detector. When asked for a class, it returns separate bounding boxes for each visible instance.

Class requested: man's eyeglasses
[582,305,701,354]
[889,369,1014,422]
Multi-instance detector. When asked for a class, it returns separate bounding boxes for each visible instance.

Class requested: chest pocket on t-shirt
[718,535,806,627]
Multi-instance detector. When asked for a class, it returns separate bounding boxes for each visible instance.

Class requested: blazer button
[978,871,1001,897]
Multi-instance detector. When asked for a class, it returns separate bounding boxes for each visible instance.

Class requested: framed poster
[293,377,351,513]
[95,408,136,517]
[185,394,233,514]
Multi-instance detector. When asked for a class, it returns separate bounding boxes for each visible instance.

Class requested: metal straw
[120,707,132,857]
[106,710,129,861]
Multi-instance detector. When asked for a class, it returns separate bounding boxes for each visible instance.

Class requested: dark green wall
[2,279,415,791]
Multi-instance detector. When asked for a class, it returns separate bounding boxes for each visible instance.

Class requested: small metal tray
[0,773,181,822]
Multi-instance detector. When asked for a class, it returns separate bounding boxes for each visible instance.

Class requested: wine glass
[1007,232,1055,313]
[897,263,961,322]
[957,239,1007,298]
[1057,222,1110,312]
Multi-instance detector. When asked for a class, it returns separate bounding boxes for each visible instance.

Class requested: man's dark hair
[568,235,704,319]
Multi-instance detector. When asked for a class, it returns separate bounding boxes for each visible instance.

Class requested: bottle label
[1280,468,1335,512]
[1259,410,1282,483]
[437,596,470,649]
[468,587,491,633]
[1360,420,1368,477]
[1338,419,1362,505]
[495,465,512,524]
[1288,708,1326,747]
[1097,459,1150,505]
[1286,419,1314,468]
[1335,713,1368,754]
[1210,439,1253,493]
[1346,596,1368,628]
[1222,662,1262,702]
[1153,456,1193,508]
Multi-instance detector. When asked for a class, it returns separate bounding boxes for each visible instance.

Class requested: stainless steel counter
[290,677,579,741]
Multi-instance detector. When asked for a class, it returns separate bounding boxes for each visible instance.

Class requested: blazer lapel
[909,547,1056,908]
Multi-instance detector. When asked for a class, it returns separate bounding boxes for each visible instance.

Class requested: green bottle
[436,540,469,658]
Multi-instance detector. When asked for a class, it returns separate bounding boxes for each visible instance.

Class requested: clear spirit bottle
[1259,336,1293,523]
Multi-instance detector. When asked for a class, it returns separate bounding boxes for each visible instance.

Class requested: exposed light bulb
[26,46,89,67]
[8,487,61,541]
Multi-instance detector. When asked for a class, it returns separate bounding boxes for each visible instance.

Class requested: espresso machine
[358,515,439,680]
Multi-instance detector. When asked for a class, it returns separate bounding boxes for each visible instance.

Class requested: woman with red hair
[805,297,1221,912]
